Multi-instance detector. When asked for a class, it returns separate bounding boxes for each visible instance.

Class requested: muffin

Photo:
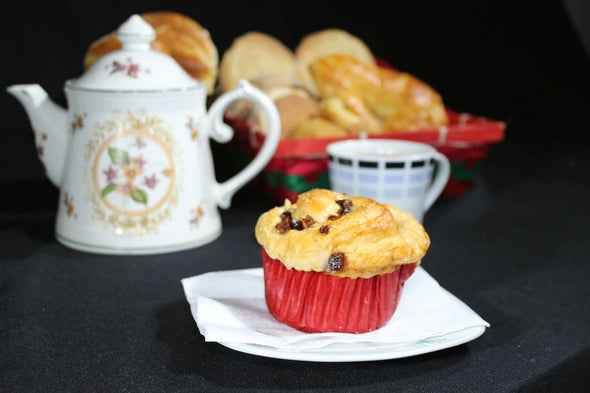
[255,189,430,333]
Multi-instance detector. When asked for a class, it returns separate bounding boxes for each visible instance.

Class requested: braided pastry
[295,29,376,95]
[310,54,449,132]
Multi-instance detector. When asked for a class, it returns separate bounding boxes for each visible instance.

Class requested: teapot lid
[66,15,200,92]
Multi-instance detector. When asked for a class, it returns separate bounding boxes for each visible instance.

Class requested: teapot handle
[206,80,280,208]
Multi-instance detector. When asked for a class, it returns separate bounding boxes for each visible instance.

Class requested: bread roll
[310,54,449,132]
[318,97,382,134]
[275,95,320,138]
[218,32,298,92]
[295,29,376,95]
[225,76,308,126]
[84,12,219,94]
[289,117,349,139]
[246,92,320,138]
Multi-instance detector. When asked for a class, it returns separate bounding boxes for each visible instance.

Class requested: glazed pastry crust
[310,54,449,132]
[255,189,430,279]
[289,117,349,139]
[295,29,376,95]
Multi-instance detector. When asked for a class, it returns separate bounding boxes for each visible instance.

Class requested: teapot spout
[7,84,69,186]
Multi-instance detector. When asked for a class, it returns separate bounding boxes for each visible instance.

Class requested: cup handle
[423,152,451,213]
[205,79,280,209]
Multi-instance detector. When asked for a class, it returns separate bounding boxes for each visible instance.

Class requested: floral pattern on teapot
[72,113,86,132]
[190,203,205,227]
[186,116,199,141]
[86,110,181,235]
[107,58,150,78]
[63,192,76,218]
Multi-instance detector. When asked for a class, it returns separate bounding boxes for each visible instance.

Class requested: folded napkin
[181,267,489,351]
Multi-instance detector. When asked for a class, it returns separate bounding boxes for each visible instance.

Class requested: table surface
[1,1,590,390]
[1,129,589,392]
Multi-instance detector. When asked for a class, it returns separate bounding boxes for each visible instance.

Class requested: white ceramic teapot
[7,15,280,255]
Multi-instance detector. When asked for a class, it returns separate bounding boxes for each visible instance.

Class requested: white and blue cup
[327,139,450,222]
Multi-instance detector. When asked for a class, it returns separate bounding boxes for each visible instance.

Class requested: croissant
[295,29,376,96]
[84,12,219,94]
[310,54,449,132]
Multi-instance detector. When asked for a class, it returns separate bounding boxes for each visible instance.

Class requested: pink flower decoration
[131,155,147,169]
[108,58,143,78]
[103,165,118,183]
[143,174,159,189]
[127,63,140,77]
[111,62,126,73]
[133,137,147,150]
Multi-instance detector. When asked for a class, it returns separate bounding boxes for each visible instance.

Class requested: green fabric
[265,160,482,194]
[424,160,483,182]
[450,161,483,181]
[265,171,330,192]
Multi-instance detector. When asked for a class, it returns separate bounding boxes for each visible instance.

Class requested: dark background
[2,1,590,392]
[2,0,589,183]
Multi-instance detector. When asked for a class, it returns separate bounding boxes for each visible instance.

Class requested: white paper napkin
[181,266,490,350]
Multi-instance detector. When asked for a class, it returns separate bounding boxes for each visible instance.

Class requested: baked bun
[289,117,349,139]
[246,93,320,138]
[310,54,449,132]
[274,95,320,138]
[84,12,219,94]
[233,76,318,137]
[318,97,382,134]
[295,29,376,95]
[255,189,429,279]
[218,32,298,92]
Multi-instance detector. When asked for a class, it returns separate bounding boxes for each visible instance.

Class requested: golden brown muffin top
[255,189,430,279]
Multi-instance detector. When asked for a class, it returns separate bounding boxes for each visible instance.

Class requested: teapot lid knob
[116,14,156,51]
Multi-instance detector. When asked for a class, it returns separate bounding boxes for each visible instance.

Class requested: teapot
[7,15,280,255]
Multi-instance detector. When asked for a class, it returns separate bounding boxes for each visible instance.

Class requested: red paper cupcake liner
[261,247,417,333]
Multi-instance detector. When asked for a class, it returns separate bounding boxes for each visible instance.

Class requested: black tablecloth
[2,0,590,391]
[2,130,589,392]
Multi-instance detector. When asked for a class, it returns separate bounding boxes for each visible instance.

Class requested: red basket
[227,109,505,203]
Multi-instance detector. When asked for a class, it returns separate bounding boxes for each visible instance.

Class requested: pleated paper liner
[261,247,418,334]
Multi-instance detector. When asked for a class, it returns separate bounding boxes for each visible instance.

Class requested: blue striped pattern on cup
[328,155,434,201]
